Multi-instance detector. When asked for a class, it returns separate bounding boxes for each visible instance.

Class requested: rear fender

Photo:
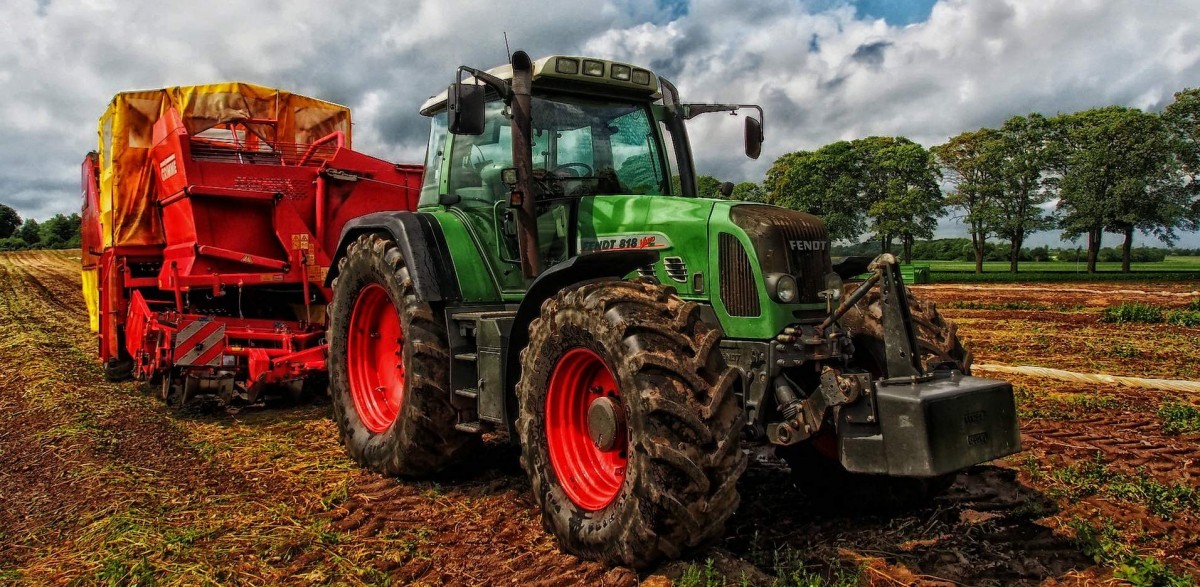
[326,211,459,303]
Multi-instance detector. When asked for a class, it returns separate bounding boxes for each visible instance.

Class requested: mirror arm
[457,66,513,103]
[679,103,763,123]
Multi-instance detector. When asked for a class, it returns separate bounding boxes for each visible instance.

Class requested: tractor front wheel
[516,280,745,568]
[328,233,477,477]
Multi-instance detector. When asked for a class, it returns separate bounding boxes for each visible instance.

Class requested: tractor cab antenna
[504,32,512,64]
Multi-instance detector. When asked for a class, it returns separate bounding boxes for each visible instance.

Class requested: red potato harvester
[81,83,422,405]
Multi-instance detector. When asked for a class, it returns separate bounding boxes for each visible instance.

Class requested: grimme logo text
[788,240,827,251]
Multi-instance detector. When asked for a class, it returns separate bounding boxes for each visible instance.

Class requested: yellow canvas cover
[82,267,99,332]
[95,82,352,248]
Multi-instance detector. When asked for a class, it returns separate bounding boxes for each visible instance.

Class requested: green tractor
[325,51,1020,567]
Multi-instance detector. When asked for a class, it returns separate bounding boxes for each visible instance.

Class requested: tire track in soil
[0,252,294,582]
[724,453,1093,586]
[1018,396,1200,575]
[1028,413,1200,482]
[318,443,636,586]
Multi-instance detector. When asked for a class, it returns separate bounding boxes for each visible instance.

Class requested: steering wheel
[552,162,594,177]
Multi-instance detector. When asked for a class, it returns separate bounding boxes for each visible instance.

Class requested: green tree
[1050,107,1178,273]
[0,204,19,239]
[38,214,80,249]
[995,114,1055,273]
[1163,87,1200,232]
[731,182,765,202]
[859,137,944,263]
[696,175,723,198]
[17,218,40,246]
[765,140,867,242]
[933,128,1004,273]
[766,137,943,257]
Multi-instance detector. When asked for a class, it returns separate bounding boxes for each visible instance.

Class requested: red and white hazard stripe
[174,320,225,366]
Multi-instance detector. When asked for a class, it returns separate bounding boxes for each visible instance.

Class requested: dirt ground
[1,251,1197,586]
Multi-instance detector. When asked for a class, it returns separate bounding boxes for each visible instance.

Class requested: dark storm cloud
[3,0,1200,246]
[759,84,807,130]
[849,40,890,68]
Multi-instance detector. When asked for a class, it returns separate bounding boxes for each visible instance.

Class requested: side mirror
[448,83,486,135]
[744,116,763,160]
[719,181,734,197]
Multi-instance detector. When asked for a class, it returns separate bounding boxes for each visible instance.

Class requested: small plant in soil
[1069,517,1195,587]
[1101,302,1164,324]
[1158,401,1200,435]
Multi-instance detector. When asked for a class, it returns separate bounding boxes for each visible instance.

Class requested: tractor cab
[417,54,763,287]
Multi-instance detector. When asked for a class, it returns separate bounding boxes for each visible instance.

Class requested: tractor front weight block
[837,372,1020,477]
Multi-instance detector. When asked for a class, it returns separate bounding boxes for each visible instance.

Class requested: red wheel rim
[545,347,627,511]
[347,283,405,433]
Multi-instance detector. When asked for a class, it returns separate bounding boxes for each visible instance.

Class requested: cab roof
[419,55,661,115]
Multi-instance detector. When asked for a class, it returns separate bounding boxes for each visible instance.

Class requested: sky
[2,0,1198,248]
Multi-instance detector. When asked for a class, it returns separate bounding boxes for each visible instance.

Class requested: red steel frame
[83,103,422,399]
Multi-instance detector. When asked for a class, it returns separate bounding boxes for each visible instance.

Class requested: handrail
[295,131,346,167]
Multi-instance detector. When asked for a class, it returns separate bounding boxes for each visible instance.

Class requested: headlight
[823,272,843,301]
[765,273,798,303]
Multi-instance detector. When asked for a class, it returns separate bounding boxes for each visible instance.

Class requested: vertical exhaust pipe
[510,51,540,278]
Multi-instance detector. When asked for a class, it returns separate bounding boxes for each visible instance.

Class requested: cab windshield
[446,93,670,201]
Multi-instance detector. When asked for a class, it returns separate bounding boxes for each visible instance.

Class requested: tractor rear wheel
[328,233,477,477]
[516,280,745,568]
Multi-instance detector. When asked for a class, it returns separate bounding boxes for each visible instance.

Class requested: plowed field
[1,250,1197,586]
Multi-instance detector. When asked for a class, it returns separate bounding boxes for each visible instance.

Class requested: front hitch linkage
[768,254,927,446]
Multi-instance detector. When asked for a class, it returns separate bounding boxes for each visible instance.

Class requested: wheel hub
[545,347,627,511]
[346,283,405,433]
[587,396,625,451]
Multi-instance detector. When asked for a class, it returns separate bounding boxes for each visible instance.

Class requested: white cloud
[1,0,1198,245]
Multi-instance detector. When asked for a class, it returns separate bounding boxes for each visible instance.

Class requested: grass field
[923,255,1200,274]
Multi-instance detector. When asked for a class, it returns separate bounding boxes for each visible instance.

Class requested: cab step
[455,421,483,434]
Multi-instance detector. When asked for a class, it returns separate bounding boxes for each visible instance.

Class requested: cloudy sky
[3,0,1199,247]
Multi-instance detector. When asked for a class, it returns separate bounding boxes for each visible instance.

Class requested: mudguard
[327,211,460,303]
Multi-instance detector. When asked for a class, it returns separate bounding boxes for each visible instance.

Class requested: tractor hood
[705,202,834,340]
[727,204,833,305]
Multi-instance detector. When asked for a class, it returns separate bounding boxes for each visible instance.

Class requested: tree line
[702,88,1200,274]
[0,203,83,251]
[830,237,1172,264]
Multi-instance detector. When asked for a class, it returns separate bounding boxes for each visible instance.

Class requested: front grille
[719,233,760,317]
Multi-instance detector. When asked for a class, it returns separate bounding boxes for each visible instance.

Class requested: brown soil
[1,251,1197,585]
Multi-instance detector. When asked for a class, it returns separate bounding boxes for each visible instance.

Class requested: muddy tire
[840,287,972,374]
[516,280,746,568]
[328,233,478,477]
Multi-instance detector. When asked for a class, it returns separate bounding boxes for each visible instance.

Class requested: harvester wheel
[104,357,134,382]
[328,233,478,477]
[516,280,745,568]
